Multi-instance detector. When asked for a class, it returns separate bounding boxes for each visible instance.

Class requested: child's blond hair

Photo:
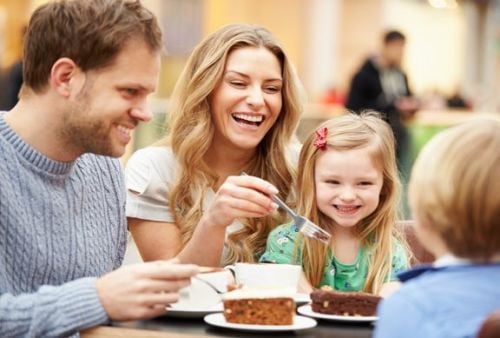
[409,119,500,261]
[297,111,406,293]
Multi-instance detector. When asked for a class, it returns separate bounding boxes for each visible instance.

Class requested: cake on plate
[310,287,381,316]
[222,287,295,325]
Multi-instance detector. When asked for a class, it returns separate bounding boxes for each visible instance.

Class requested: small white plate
[204,313,317,332]
[164,303,223,318]
[297,304,378,322]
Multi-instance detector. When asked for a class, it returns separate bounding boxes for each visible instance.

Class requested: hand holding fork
[241,173,331,244]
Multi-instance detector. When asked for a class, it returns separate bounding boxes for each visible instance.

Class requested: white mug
[226,263,301,292]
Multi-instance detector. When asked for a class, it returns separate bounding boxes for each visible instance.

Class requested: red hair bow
[314,127,328,150]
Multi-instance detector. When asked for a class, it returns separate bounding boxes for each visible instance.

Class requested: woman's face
[209,46,283,152]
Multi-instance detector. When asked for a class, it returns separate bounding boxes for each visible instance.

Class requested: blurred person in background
[125,23,304,267]
[2,60,23,110]
[1,26,26,110]
[346,30,418,179]
[447,87,472,110]
[0,1,198,337]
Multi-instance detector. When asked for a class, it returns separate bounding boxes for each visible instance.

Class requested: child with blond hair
[375,119,500,338]
[261,112,409,295]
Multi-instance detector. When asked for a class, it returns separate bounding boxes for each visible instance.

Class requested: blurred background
[2,0,496,262]
[0,0,498,154]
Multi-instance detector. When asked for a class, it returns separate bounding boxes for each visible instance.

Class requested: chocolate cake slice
[310,289,381,316]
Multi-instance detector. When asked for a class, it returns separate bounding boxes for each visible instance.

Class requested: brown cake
[222,288,296,325]
[310,288,381,316]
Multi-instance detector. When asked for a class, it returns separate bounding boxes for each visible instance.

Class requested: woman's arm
[130,174,279,266]
[176,175,278,266]
[128,216,228,266]
[128,218,182,261]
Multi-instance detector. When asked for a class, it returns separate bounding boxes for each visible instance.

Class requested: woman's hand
[201,175,279,229]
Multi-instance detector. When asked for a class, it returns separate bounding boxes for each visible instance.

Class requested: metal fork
[193,276,225,294]
[271,194,331,244]
[241,172,331,244]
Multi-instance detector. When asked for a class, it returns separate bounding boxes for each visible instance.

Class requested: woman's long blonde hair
[296,112,407,293]
[162,24,304,265]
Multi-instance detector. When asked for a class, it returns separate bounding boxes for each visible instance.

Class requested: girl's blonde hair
[409,119,500,261]
[162,24,304,265]
[296,112,406,293]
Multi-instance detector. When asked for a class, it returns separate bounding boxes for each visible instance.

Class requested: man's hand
[96,260,199,320]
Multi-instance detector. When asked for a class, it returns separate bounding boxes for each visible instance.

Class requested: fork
[193,276,225,294]
[241,172,331,244]
[270,194,331,244]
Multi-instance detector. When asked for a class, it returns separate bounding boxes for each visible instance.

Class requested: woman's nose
[246,87,264,109]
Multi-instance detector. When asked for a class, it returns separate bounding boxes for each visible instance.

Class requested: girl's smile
[314,145,383,229]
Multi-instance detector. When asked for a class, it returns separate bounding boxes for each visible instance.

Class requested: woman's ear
[49,57,82,97]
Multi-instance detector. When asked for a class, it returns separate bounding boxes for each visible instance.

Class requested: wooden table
[82,315,373,338]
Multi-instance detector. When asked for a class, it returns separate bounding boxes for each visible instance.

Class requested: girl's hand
[202,175,278,229]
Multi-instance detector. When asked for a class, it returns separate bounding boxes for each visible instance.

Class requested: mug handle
[224,265,237,285]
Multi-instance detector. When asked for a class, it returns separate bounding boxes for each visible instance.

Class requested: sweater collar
[0,112,75,175]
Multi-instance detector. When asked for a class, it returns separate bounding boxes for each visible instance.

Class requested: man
[0,1,198,337]
[346,30,418,171]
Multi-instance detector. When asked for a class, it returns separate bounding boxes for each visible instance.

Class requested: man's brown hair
[23,0,162,93]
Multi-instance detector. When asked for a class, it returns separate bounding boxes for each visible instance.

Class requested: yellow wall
[337,0,384,93]
[204,0,305,74]
[1,0,483,105]
[0,0,29,66]
[383,0,466,95]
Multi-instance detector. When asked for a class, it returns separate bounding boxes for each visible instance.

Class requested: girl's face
[209,46,283,152]
[314,146,384,230]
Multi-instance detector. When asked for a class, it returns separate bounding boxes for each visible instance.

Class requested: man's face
[384,39,405,67]
[62,39,160,158]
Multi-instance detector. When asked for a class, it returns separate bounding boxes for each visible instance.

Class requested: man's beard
[60,99,117,158]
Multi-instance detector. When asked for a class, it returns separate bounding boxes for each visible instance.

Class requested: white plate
[297,304,378,322]
[204,313,317,332]
[164,303,223,318]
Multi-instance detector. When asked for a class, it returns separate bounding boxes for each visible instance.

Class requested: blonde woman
[261,112,409,296]
[125,24,304,266]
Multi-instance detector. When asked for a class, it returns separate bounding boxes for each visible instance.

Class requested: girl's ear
[49,57,83,97]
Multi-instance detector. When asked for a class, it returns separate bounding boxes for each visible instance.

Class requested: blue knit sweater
[0,113,127,337]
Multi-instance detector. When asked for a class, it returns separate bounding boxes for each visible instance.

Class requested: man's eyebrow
[119,83,155,93]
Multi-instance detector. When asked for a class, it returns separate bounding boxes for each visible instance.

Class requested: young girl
[260,112,409,295]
